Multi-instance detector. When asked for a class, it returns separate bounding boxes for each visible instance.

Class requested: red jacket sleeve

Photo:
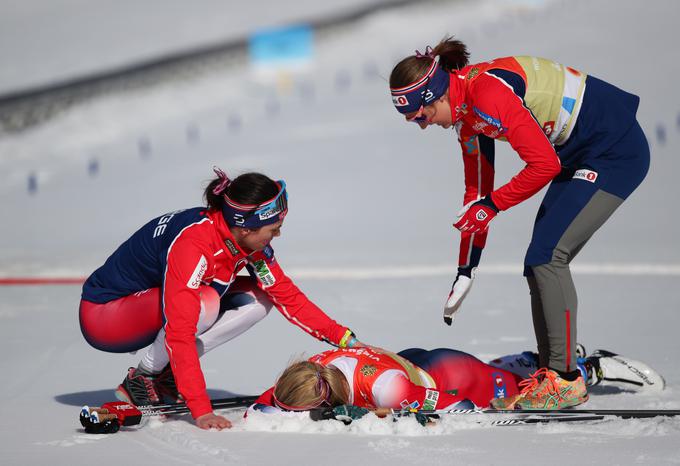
[247,247,352,347]
[456,124,494,268]
[253,386,276,407]
[162,235,213,419]
[470,74,562,211]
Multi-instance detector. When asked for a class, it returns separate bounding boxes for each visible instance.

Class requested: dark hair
[204,172,279,211]
[389,36,469,89]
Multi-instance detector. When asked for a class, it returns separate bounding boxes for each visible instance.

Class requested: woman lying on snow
[248,345,664,421]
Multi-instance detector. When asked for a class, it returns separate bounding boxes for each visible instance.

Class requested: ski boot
[581,349,665,392]
[155,364,183,403]
[489,344,588,380]
[115,367,161,406]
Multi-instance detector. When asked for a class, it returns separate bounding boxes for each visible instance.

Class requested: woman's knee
[79,290,163,353]
[197,286,221,334]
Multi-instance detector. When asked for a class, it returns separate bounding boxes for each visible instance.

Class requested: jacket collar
[208,209,247,258]
[448,68,471,123]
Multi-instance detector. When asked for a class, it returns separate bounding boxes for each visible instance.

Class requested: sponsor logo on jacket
[473,106,507,134]
[543,121,555,136]
[187,255,208,289]
[492,372,507,398]
[262,245,275,262]
[400,399,420,410]
[224,239,240,256]
[360,365,377,377]
[253,259,276,287]
[422,389,440,410]
[573,169,598,183]
[153,209,185,238]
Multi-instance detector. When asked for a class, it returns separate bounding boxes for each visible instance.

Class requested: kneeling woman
[79,168,364,430]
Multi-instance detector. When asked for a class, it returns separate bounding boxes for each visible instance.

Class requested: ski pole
[80,395,259,434]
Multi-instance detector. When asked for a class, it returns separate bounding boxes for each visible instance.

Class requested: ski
[485,413,606,426]
[415,407,680,419]
[387,406,680,427]
[80,395,258,434]
[311,406,608,426]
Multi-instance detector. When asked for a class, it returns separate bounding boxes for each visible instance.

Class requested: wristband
[339,329,355,348]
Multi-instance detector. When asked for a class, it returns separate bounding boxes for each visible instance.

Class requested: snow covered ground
[1,0,680,464]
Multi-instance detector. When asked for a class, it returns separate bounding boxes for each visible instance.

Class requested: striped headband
[390,56,449,114]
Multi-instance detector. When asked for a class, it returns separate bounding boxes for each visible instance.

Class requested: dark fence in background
[0,0,425,134]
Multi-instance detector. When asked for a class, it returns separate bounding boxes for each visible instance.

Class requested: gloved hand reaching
[453,196,499,234]
[443,267,477,325]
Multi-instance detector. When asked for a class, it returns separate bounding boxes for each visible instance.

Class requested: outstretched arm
[247,246,357,347]
[444,128,495,324]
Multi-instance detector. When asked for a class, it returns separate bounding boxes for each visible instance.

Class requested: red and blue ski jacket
[449,56,640,269]
[82,207,353,418]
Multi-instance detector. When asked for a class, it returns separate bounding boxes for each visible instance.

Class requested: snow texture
[1,0,680,465]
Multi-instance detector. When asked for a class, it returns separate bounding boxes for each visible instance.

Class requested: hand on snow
[196,412,232,430]
[453,196,498,234]
[443,267,476,325]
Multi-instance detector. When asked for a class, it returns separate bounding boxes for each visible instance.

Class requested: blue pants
[523,120,649,372]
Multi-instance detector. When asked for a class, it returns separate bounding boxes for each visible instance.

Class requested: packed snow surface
[1,0,679,465]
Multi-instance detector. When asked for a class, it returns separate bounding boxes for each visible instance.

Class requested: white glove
[443,267,476,325]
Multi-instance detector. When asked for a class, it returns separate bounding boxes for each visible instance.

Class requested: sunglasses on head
[251,180,287,220]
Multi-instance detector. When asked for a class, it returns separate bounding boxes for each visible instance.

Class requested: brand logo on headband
[392,95,409,107]
[233,213,245,226]
[258,208,282,221]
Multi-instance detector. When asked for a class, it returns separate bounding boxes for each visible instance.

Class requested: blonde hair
[273,361,349,410]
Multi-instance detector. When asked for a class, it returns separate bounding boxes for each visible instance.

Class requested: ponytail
[203,167,279,212]
[431,36,469,72]
[389,36,469,89]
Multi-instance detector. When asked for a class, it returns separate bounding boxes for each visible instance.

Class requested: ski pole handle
[79,395,259,434]
[80,402,143,434]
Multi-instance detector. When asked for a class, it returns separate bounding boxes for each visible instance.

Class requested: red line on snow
[0,277,86,285]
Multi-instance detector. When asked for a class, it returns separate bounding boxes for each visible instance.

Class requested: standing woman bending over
[389,38,649,409]
[80,168,365,429]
